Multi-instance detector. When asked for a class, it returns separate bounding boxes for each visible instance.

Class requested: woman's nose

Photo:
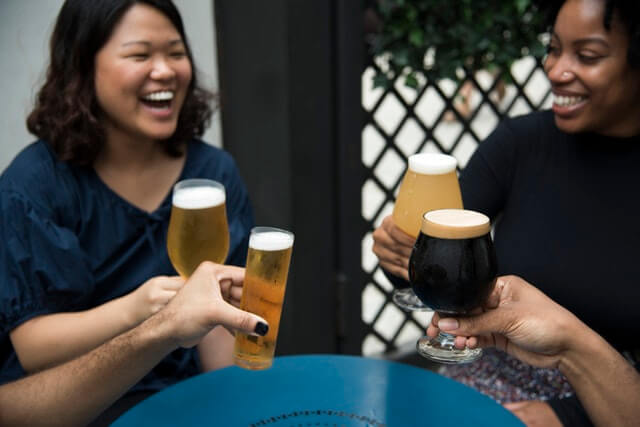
[150,57,176,80]
[545,55,574,84]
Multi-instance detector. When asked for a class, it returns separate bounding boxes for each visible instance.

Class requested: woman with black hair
[0,0,253,422]
[373,0,640,425]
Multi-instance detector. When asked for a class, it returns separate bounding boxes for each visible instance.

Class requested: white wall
[0,0,221,171]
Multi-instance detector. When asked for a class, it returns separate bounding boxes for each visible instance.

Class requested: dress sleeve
[0,190,94,334]
[222,157,255,267]
[459,117,519,219]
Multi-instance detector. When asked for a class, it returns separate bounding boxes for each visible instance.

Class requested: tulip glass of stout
[409,209,497,364]
[233,227,294,370]
[391,153,463,311]
[167,179,230,277]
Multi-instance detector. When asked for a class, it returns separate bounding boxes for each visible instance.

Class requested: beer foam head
[408,153,457,175]
[172,186,225,209]
[421,209,490,239]
[250,230,294,251]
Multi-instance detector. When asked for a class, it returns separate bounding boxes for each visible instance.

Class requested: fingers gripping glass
[167,179,230,277]
[391,153,463,311]
[409,209,497,364]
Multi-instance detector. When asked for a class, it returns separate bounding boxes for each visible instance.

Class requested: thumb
[438,308,512,337]
[216,302,269,337]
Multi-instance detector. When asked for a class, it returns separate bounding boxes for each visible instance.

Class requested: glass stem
[437,332,456,348]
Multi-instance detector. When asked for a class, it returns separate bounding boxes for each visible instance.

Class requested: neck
[97,127,166,171]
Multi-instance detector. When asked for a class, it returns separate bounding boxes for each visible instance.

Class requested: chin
[553,116,588,135]
[144,126,179,141]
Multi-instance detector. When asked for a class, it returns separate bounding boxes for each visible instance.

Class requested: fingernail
[438,318,458,331]
[254,321,269,336]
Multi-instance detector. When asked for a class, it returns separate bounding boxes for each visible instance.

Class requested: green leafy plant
[370,0,548,89]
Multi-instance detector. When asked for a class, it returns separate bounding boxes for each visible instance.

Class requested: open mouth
[140,90,174,110]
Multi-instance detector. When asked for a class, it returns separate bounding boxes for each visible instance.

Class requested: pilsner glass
[167,179,229,277]
[233,227,294,370]
[391,153,463,311]
[409,209,497,364]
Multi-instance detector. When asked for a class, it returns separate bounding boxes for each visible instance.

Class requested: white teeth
[553,94,586,107]
[142,91,174,101]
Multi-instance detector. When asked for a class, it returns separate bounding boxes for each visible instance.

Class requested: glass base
[392,288,432,312]
[233,355,273,370]
[416,333,482,364]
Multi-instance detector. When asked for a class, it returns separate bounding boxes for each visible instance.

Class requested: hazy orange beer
[167,179,229,277]
[392,153,463,238]
[233,227,294,370]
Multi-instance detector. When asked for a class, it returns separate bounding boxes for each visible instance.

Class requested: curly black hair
[26,0,214,166]
[538,0,640,68]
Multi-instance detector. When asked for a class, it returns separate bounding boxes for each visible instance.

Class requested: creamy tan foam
[249,231,294,251]
[421,209,490,239]
[408,153,457,175]
[172,186,225,209]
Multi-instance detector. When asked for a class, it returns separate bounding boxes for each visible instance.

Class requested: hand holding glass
[167,179,230,277]
[233,227,294,370]
[391,153,463,311]
[409,209,497,364]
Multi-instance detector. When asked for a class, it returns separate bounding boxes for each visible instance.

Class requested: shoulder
[189,139,235,165]
[479,110,562,156]
[496,110,560,142]
[2,140,57,178]
[0,140,79,213]
[187,139,243,180]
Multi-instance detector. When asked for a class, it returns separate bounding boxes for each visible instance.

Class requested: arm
[0,262,268,427]
[430,275,640,427]
[10,275,183,373]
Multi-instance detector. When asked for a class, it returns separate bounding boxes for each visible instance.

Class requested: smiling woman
[0,0,254,425]
[371,0,640,426]
[544,0,640,136]
[94,4,193,147]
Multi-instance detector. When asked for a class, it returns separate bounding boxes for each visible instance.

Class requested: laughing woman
[372,0,640,425]
[0,0,253,423]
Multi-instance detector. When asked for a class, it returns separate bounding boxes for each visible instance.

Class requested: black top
[386,110,639,426]
[461,110,640,351]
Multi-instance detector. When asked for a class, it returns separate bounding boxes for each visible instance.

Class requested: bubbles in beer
[172,186,225,209]
[249,231,294,251]
[408,153,457,175]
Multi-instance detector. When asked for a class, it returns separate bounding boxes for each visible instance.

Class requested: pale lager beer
[167,179,229,277]
[392,153,463,238]
[233,227,294,370]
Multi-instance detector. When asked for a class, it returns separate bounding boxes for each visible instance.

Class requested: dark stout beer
[408,209,497,363]
[409,209,497,314]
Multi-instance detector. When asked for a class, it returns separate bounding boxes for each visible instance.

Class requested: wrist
[119,291,146,328]
[138,309,180,354]
[557,319,607,381]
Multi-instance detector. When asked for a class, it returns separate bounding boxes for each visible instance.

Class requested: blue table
[113,354,522,426]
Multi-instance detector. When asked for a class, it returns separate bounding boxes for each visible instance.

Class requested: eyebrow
[551,33,610,48]
[121,39,184,47]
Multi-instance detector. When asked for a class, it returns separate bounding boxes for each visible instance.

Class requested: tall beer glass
[233,227,294,370]
[409,209,497,364]
[391,153,463,311]
[167,179,229,277]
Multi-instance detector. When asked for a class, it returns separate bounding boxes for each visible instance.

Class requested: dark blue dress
[0,139,254,391]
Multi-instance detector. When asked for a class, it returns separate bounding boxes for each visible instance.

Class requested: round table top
[113,354,523,426]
